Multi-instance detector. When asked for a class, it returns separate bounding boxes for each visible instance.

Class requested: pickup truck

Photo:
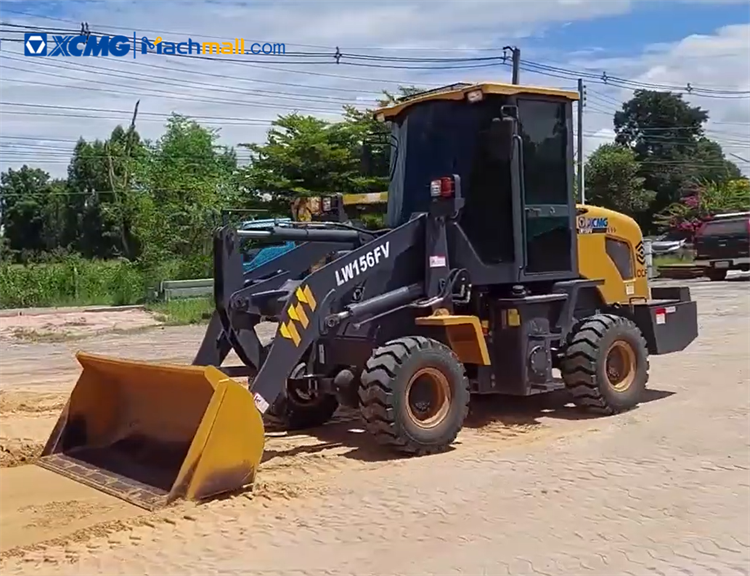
[694,212,750,280]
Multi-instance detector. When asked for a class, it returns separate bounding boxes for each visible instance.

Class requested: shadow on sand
[260,387,675,465]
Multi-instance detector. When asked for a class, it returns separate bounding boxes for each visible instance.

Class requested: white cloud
[583,127,617,154]
[0,0,748,178]
[0,0,630,175]
[569,23,750,174]
[668,0,750,3]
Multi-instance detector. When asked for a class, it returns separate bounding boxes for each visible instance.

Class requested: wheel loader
[36,81,699,510]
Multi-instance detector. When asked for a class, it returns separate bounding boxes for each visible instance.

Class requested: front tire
[561,314,649,415]
[707,268,727,281]
[359,336,470,455]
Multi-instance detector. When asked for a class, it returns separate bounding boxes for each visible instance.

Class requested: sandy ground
[0,304,572,561]
[0,306,161,341]
[0,306,172,469]
[0,466,142,551]
[0,277,747,574]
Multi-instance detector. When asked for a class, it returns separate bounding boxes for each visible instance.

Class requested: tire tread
[561,313,649,415]
[359,336,469,455]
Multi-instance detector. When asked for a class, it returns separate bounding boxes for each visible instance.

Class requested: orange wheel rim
[405,367,451,429]
[605,340,636,392]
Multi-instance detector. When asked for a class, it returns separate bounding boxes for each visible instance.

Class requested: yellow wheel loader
[37,81,699,510]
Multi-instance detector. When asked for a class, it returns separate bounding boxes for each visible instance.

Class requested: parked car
[694,212,750,281]
[648,231,688,255]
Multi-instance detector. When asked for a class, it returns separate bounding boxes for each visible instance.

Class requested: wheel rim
[287,363,320,406]
[405,367,452,429]
[289,384,317,404]
[604,341,636,392]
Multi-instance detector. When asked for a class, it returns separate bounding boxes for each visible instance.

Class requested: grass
[653,252,696,269]
[146,297,214,326]
[0,257,146,309]
[0,256,209,310]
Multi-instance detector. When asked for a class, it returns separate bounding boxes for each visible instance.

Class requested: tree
[584,144,655,215]
[687,138,743,183]
[40,179,69,252]
[655,178,750,239]
[135,114,238,274]
[238,85,426,210]
[615,90,707,157]
[0,166,67,257]
[65,124,147,259]
[238,112,386,212]
[99,119,148,261]
[613,90,742,225]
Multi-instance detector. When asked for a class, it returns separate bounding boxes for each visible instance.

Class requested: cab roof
[375,81,579,121]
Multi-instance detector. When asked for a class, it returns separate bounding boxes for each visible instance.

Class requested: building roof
[375,81,579,120]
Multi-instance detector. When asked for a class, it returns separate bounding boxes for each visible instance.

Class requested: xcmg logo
[23,32,287,58]
[24,33,131,57]
[24,33,47,56]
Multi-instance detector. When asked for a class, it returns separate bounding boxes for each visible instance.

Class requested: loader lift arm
[193,228,364,371]
[241,215,427,412]
[206,180,469,412]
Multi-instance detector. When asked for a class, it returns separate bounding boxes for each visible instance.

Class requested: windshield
[701,218,748,236]
[386,98,507,227]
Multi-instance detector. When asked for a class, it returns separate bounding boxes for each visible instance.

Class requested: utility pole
[577,78,585,204]
[504,46,520,85]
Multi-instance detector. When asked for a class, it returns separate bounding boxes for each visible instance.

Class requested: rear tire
[561,314,649,415]
[707,268,727,281]
[267,363,339,430]
[359,336,470,455]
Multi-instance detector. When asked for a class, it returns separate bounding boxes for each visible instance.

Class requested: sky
[0,0,749,178]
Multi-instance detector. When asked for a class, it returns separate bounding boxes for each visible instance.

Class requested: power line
[2,23,749,95]
[584,109,750,128]
[0,8,340,51]
[0,53,374,107]
[0,31,515,70]
[0,102,281,123]
[0,111,276,126]
[0,42,444,88]
[0,62,350,115]
[5,100,745,141]
[2,8,747,58]
[519,59,750,96]
[0,31,389,97]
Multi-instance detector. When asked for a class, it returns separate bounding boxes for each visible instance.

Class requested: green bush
[0,256,146,309]
[0,254,215,309]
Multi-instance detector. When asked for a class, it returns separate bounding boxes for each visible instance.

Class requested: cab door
[515,98,576,278]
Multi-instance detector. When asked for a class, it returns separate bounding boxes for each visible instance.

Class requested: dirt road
[0,279,748,575]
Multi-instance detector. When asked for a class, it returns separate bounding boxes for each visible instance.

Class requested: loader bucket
[36,352,265,511]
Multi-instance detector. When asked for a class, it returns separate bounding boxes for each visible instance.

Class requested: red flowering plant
[656,178,750,241]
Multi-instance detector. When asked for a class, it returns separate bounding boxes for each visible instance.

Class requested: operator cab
[376,82,579,283]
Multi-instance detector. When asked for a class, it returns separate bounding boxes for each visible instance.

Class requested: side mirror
[500,104,518,120]
[488,105,519,162]
[488,119,513,162]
